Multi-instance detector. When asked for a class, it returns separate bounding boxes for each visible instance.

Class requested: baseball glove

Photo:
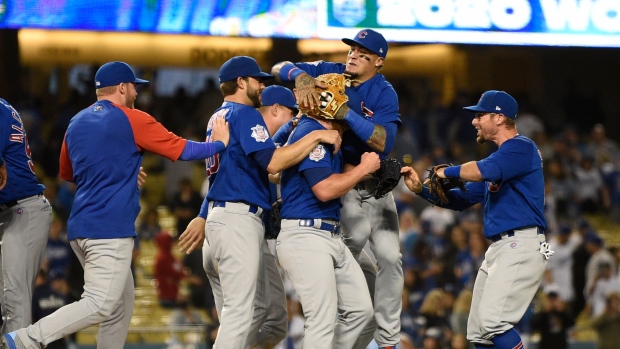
[372,158,402,199]
[265,199,282,239]
[423,164,466,204]
[299,73,351,120]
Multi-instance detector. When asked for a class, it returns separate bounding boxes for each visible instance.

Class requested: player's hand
[137,167,147,188]
[294,72,325,111]
[359,152,381,175]
[178,217,206,254]
[0,163,7,190]
[401,166,422,194]
[314,130,342,154]
[211,117,230,147]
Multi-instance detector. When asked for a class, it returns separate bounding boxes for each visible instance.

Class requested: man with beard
[271,29,402,349]
[2,61,231,349]
[178,56,342,349]
[400,90,551,349]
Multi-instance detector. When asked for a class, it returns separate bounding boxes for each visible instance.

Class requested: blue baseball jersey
[205,102,277,210]
[60,100,187,240]
[290,61,401,164]
[437,135,547,238]
[280,116,342,220]
[0,99,45,204]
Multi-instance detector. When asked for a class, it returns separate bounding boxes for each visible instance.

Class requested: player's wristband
[278,64,304,82]
[444,165,461,178]
[198,197,209,219]
[418,185,441,205]
[343,110,374,143]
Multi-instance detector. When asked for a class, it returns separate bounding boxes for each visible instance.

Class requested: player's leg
[12,237,134,348]
[341,189,372,258]
[202,235,223,317]
[206,208,263,349]
[248,240,287,347]
[277,222,338,348]
[333,241,374,349]
[365,193,402,347]
[0,200,52,333]
[466,259,495,348]
[97,262,135,349]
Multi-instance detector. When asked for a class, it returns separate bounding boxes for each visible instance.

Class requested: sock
[491,328,523,349]
[3,332,17,349]
[474,344,496,349]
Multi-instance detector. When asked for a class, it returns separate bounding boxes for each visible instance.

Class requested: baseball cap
[94,61,149,89]
[218,56,273,83]
[342,29,388,59]
[558,224,572,236]
[584,231,603,246]
[262,85,298,112]
[463,90,518,119]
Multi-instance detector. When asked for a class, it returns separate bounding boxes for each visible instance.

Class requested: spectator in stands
[572,218,594,316]
[587,262,620,317]
[183,248,213,310]
[586,123,618,168]
[574,154,610,214]
[585,232,617,301]
[154,231,185,308]
[545,224,581,306]
[591,292,620,349]
[42,216,72,281]
[545,158,577,223]
[450,289,473,339]
[137,208,164,241]
[414,288,452,349]
[31,270,68,349]
[169,294,204,326]
[530,284,574,349]
[169,177,203,237]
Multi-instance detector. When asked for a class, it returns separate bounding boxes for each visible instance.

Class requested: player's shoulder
[290,116,323,141]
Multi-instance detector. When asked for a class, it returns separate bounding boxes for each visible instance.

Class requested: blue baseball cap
[218,56,273,83]
[94,61,148,89]
[262,85,298,111]
[463,90,518,119]
[342,29,388,59]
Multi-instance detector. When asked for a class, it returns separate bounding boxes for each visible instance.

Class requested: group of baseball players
[0,28,553,349]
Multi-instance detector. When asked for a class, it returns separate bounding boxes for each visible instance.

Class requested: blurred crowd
[15,65,620,349]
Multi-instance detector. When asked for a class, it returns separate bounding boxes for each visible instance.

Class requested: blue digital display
[2,0,620,47]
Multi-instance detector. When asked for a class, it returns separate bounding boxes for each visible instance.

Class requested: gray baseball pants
[204,202,287,349]
[467,227,547,345]
[277,219,373,349]
[15,237,135,349]
[341,185,402,348]
[0,194,52,333]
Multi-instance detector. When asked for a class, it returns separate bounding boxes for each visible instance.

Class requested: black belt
[212,201,260,214]
[0,193,43,211]
[489,226,543,242]
[298,219,341,235]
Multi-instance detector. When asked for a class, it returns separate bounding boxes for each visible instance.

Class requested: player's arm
[59,135,74,182]
[266,130,341,174]
[434,161,484,182]
[400,166,483,210]
[272,61,327,111]
[311,152,380,202]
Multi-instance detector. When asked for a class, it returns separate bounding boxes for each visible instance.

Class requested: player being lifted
[272,29,402,349]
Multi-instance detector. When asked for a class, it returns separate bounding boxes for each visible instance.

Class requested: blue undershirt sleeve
[178,140,226,161]
[303,167,332,188]
[198,196,209,219]
[273,120,294,146]
[251,147,277,171]
[343,109,375,142]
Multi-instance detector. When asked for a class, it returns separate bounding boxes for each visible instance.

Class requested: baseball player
[400,90,552,349]
[177,56,341,349]
[277,112,380,348]
[179,84,300,348]
[0,98,52,334]
[2,61,230,349]
[272,29,402,349]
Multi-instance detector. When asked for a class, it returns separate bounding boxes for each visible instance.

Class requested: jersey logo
[94,105,103,112]
[488,181,501,192]
[251,124,269,142]
[361,102,374,118]
[309,145,326,162]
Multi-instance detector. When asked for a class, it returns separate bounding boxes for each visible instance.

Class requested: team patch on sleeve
[309,144,326,162]
[251,124,270,142]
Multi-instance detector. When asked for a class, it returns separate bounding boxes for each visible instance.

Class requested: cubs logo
[510,242,517,248]
[488,182,501,192]
[361,102,374,117]
[309,145,326,162]
[251,124,269,142]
